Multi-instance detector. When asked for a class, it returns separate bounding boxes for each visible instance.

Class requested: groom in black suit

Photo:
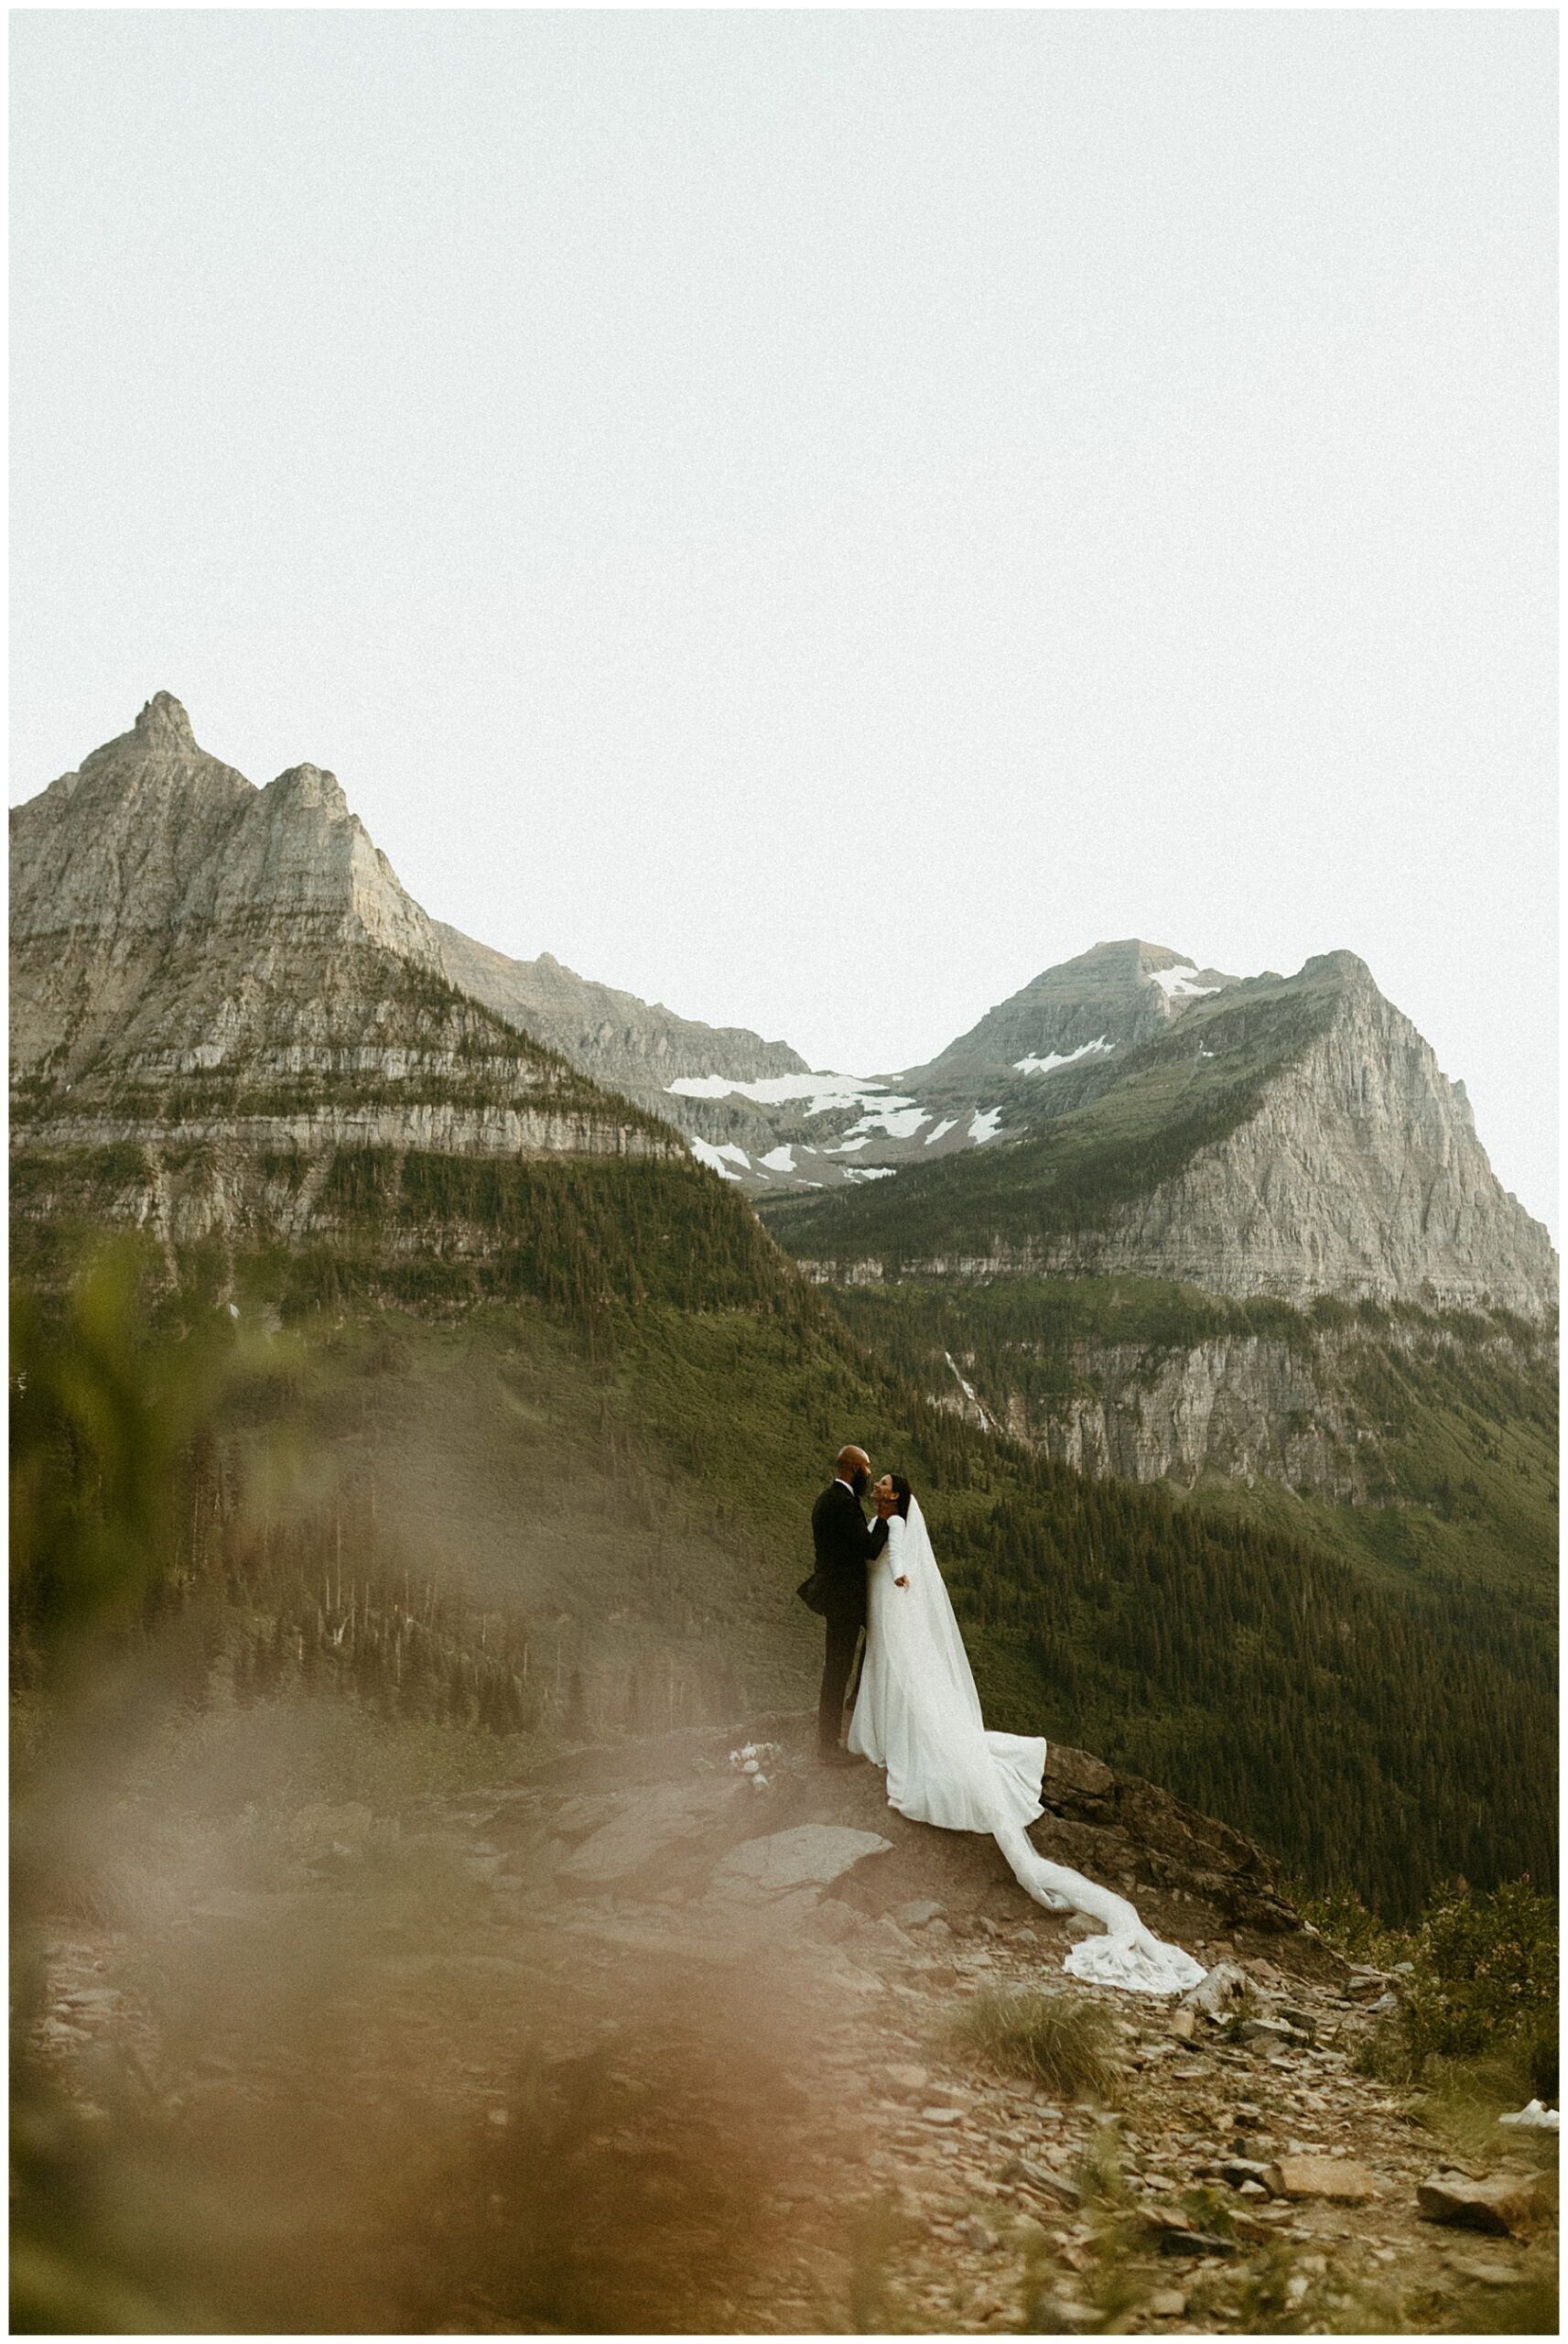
[806,1444,888,1764]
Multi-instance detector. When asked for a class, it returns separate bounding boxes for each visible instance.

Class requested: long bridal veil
[892,1499,1205,1997]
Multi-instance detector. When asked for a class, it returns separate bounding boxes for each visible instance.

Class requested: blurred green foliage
[10,1244,265,1683]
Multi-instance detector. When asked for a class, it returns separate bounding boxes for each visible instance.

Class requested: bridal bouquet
[728,1741,784,1792]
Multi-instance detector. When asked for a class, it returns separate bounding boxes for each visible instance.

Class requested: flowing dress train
[849,1500,1204,1996]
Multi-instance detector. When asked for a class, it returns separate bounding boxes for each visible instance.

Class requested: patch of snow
[666,1070,895,1115]
[842,1167,898,1183]
[828,1137,871,1154]
[758,1145,795,1173]
[689,1139,743,1181]
[843,1100,927,1141]
[968,1108,1004,1145]
[924,1117,958,1146]
[1148,964,1219,1001]
[1013,1036,1113,1077]
[1199,1047,1217,1059]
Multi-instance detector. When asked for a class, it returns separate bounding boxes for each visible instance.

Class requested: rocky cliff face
[929,1313,1552,1501]
[925,1326,1369,1496]
[1044,960,1556,1317]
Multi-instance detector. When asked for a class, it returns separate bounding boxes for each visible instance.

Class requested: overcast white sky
[10,10,1557,1228]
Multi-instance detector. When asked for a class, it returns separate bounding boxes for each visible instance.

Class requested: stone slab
[1265,2156,1379,2205]
[708,1824,892,1899]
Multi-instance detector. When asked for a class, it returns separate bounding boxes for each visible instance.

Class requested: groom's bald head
[836,1445,871,1494]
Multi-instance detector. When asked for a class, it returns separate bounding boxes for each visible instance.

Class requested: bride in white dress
[848,1474,1204,1996]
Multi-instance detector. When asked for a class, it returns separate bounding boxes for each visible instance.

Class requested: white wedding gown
[848,1499,1204,1996]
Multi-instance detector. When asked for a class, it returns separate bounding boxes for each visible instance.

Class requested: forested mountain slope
[9,695,1555,1918]
[828,1275,1558,1591]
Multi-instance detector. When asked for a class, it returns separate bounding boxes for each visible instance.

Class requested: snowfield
[1148,964,1220,1001]
[667,1070,898,1114]
[1013,1036,1113,1076]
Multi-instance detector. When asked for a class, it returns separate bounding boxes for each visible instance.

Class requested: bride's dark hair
[888,1473,913,1519]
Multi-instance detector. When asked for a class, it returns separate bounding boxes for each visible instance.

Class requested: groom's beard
[851,1470,871,1498]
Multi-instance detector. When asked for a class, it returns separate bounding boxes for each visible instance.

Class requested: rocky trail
[24,1716,1557,2334]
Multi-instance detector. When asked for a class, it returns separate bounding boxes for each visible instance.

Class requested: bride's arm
[885,1513,909,1588]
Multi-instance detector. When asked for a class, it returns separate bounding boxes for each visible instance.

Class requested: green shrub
[1403,1878,1558,2093]
[1294,1882,1410,1969]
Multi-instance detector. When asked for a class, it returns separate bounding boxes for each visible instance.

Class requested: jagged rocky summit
[8,697,804,1188]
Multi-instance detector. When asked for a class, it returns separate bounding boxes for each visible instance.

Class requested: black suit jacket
[809,1481,889,1626]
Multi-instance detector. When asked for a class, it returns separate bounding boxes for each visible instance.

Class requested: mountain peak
[902,939,1240,1087]
[1091,938,1184,961]
[132,690,196,747]
[1302,949,1374,985]
[268,763,349,815]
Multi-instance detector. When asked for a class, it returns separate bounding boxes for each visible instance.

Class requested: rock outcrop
[507,1709,1331,1971]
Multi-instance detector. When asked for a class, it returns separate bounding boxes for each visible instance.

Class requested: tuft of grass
[1351,2014,1415,2087]
[947,1984,1121,2102]
[1072,2122,1132,2209]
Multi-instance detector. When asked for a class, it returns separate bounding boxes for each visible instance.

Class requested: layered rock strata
[10,696,672,1170]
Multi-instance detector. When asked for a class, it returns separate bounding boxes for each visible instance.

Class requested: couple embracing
[801,1443,1206,1997]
